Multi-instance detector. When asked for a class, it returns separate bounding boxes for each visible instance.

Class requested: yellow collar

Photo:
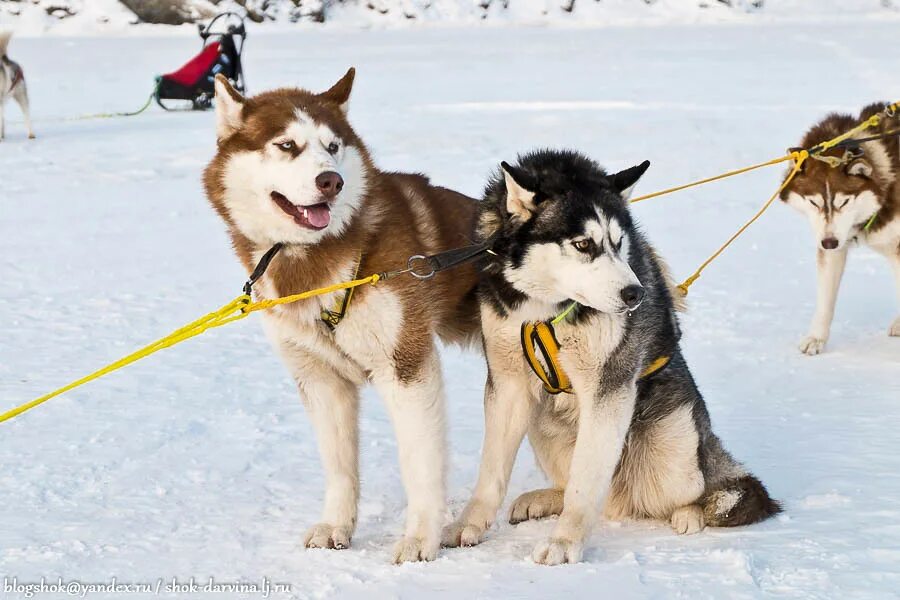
[520,305,670,395]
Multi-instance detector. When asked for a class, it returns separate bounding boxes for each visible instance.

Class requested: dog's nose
[315,171,344,199]
[620,285,645,309]
[821,237,839,250]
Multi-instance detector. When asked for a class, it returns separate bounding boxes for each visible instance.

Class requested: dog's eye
[573,239,593,253]
[327,142,340,155]
[275,140,297,152]
[834,196,850,210]
[806,197,820,208]
[613,237,623,252]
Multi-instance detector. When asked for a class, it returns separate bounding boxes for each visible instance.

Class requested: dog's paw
[28,133,35,140]
[303,523,352,550]
[532,537,583,565]
[392,535,439,564]
[670,505,705,535]
[889,316,900,337]
[441,520,486,548]
[799,335,827,355]
[509,488,564,525]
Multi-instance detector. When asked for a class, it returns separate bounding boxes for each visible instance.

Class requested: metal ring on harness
[407,255,437,280]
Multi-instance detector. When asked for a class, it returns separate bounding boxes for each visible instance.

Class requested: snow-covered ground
[2,0,899,35]
[2,20,899,600]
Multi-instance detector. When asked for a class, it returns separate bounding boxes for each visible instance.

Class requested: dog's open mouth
[270,191,331,230]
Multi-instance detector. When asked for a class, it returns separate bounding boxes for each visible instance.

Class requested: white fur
[442,303,540,548]
[372,350,447,563]
[799,247,848,355]
[220,114,367,246]
[504,215,639,313]
[670,504,705,535]
[259,264,447,562]
[847,160,873,178]
[533,382,636,565]
[213,76,243,139]
[785,190,880,250]
[502,168,536,221]
[711,489,742,516]
[786,177,899,353]
[605,404,705,523]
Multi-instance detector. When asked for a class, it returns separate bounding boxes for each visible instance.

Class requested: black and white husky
[443,150,780,565]
[0,31,34,141]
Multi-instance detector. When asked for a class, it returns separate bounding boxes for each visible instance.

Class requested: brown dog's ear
[214,74,245,140]
[319,68,355,114]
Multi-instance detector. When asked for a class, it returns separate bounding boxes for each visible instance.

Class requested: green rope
[68,80,159,121]
[551,302,579,325]
[863,211,879,232]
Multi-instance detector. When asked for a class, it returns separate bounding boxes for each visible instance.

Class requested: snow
[1,0,899,35]
[2,18,900,600]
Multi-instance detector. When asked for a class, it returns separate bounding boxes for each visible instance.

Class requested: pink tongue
[306,205,331,228]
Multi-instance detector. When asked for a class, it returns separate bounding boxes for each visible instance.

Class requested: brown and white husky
[780,102,900,355]
[203,70,481,562]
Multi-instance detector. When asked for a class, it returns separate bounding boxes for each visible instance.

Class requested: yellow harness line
[633,100,899,296]
[0,274,381,425]
[521,319,671,395]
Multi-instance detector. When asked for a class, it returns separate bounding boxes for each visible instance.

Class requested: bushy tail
[701,474,781,527]
[0,31,11,58]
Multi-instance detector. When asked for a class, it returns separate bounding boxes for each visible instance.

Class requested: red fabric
[163,42,221,87]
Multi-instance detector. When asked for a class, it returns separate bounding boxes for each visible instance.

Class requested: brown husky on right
[780,102,900,355]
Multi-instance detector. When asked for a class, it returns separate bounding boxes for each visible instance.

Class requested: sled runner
[155,12,246,111]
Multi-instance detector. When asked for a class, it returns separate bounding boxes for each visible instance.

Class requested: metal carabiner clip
[407,255,437,280]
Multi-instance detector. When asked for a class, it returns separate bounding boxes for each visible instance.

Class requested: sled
[154,12,247,111]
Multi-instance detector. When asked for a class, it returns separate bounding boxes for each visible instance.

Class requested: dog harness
[321,253,363,329]
[241,243,363,330]
[521,303,671,395]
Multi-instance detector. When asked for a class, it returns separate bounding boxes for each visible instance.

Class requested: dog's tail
[701,474,781,527]
[0,30,11,59]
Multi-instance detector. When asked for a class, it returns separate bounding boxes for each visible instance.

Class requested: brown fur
[780,102,900,234]
[202,74,480,383]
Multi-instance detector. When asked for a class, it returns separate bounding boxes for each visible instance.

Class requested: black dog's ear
[611,160,651,200]
[501,161,538,221]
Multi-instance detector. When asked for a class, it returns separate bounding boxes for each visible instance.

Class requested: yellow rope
[0,274,381,424]
[675,150,807,296]
[637,100,899,296]
[629,154,797,204]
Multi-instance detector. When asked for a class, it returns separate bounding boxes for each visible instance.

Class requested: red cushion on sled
[162,42,221,87]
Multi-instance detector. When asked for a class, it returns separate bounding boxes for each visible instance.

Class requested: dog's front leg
[442,370,533,548]
[800,247,848,355]
[298,371,360,551]
[374,345,447,563]
[532,384,636,565]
